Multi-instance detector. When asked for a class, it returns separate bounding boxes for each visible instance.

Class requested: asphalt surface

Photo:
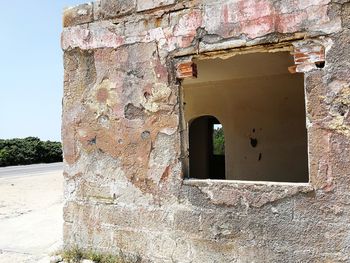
[0,163,63,262]
[0,163,63,179]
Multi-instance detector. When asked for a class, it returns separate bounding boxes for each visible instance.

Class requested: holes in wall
[315,61,325,69]
[182,51,309,183]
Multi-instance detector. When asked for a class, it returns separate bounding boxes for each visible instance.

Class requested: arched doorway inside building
[189,116,226,180]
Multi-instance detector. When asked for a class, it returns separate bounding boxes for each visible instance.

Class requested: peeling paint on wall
[62,0,350,262]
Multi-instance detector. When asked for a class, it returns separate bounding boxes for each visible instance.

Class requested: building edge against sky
[0,0,88,141]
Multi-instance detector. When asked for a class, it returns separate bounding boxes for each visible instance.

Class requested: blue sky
[0,0,87,141]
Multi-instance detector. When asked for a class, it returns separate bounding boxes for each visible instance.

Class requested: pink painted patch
[240,15,275,39]
[174,9,202,37]
[96,88,109,103]
[234,0,274,23]
[178,36,195,48]
[222,4,229,24]
[154,61,168,82]
[276,11,307,33]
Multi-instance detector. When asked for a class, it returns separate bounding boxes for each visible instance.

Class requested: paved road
[0,163,63,262]
[0,163,63,179]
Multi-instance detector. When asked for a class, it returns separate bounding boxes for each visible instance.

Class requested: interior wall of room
[183,53,309,182]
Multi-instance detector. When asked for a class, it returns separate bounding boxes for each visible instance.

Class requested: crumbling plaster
[62,0,350,262]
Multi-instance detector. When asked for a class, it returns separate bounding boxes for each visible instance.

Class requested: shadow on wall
[189,115,226,180]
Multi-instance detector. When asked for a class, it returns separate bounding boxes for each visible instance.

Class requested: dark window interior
[189,116,225,180]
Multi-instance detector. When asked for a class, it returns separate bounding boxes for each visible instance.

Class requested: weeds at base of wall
[58,247,141,263]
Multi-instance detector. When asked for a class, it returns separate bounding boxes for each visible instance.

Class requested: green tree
[0,137,62,167]
[213,127,225,155]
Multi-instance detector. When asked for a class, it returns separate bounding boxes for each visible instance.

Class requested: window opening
[182,51,309,183]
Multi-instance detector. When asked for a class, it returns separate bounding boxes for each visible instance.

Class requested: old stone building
[62,0,350,262]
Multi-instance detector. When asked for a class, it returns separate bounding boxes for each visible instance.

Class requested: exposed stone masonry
[62,0,350,262]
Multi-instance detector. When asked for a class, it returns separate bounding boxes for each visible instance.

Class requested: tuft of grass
[62,247,84,262]
[60,247,141,263]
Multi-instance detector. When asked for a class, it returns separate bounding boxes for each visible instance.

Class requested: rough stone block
[136,0,176,12]
[173,210,201,235]
[101,206,173,231]
[63,3,94,27]
[342,3,350,28]
[96,0,136,19]
[203,0,275,39]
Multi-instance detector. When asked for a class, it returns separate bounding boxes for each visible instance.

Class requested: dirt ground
[0,170,63,262]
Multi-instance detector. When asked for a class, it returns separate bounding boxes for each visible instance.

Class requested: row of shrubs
[0,137,62,167]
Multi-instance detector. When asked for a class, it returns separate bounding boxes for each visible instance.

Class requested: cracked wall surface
[62,0,350,262]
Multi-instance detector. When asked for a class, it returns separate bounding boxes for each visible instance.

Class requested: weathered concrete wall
[62,0,350,262]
